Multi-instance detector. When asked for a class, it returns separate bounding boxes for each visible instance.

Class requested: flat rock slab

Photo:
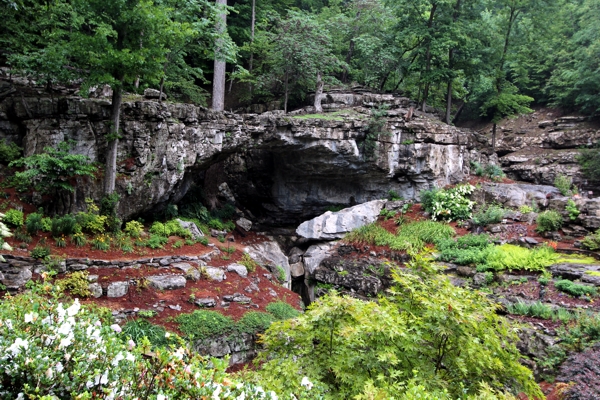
[107,281,129,297]
[223,293,251,303]
[204,267,226,282]
[88,283,103,298]
[195,297,217,308]
[226,263,248,278]
[172,262,201,281]
[147,275,187,290]
[549,263,600,281]
[296,200,386,240]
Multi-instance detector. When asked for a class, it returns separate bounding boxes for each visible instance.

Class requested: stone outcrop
[0,80,473,225]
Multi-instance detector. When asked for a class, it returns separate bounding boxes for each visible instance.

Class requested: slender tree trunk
[420,3,437,112]
[284,69,289,113]
[314,71,324,113]
[492,122,497,152]
[158,76,165,103]
[445,0,461,124]
[452,102,464,124]
[104,85,123,195]
[212,0,227,111]
[249,0,255,73]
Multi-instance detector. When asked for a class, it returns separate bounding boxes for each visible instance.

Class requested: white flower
[235,393,245,400]
[127,339,136,350]
[300,377,313,390]
[269,391,278,400]
[55,362,64,373]
[57,322,72,335]
[157,395,167,400]
[8,337,28,356]
[212,385,222,399]
[66,299,80,317]
[45,367,54,379]
[125,352,135,362]
[24,312,36,323]
[110,324,122,333]
[112,352,124,366]
[165,332,171,338]
[2,242,12,251]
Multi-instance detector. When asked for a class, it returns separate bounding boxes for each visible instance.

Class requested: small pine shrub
[555,280,598,297]
[146,234,168,249]
[566,199,580,221]
[276,265,286,283]
[472,204,506,226]
[25,212,43,234]
[40,217,52,232]
[0,140,22,164]
[207,218,224,231]
[483,164,505,180]
[266,301,301,320]
[536,210,563,233]
[3,209,24,227]
[436,234,493,265]
[419,188,441,213]
[198,236,209,246]
[51,214,78,237]
[387,190,402,201]
[582,229,600,251]
[30,245,51,259]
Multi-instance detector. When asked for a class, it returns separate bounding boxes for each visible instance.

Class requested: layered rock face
[0,81,473,224]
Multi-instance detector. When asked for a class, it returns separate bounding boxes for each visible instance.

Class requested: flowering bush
[428,184,476,221]
[0,282,279,399]
[0,212,13,262]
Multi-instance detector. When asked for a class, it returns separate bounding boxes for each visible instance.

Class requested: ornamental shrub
[176,310,236,341]
[238,312,276,334]
[536,210,563,233]
[421,184,476,221]
[25,212,43,234]
[554,174,574,196]
[124,220,144,238]
[555,280,598,297]
[266,301,301,320]
[3,208,24,227]
[480,244,559,272]
[0,283,278,399]
[0,140,22,164]
[582,229,600,251]
[472,204,506,226]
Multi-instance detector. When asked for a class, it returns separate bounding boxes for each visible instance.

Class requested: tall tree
[212,0,227,111]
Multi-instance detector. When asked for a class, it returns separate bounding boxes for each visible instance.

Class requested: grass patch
[557,254,599,264]
[176,310,236,341]
[555,280,598,297]
[122,319,175,348]
[507,300,575,323]
[291,110,361,121]
[479,244,558,272]
[266,301,301,320]
[436,234,493,265]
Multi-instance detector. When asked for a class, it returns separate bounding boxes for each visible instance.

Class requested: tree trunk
[420,3,437,112]
[249,0,255,73]
[104,85,123,195]
[445,0,461,124]
[212,0,227,111]
[314,71,324,113]
[158,76,165,103]
[445,76,452,123]
[492,122,497,152]
[452,102,464,124]
[284,69,289,114]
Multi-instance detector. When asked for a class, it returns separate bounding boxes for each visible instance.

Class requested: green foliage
[0,140,22,165]
[536,210,563,233]
[51,214,78,237]
[378,208,397,220]
[30,245,51,259]
[57,271,91,297]
[176,310,236,341]
[578,143,600,181]
[254,255,542,399]
[566,199,580,221]
[172,240,184,249]
[471,162,506,181]
[582,228,600,251]
[124,220,144,238]
[146,234,168,249]
[9,142,97,196]
[519,205,534,214]
[421,184,476,221]
[71,232,87,247]
[55,235,67,248]
[506,301,575,323]
[238,312,276,334]
[276,265,287,283]
[387,190,402,201]
[92,234,110,251]
[25,212,43,234]
[436,234,493,265]
[122,319,174,349]
[41,217,52,232]
[3,208,23,227]
[239,253,259,273]
[555,280,598,297]
[479,244,558,272]
[266,301,301,320]
[364,105,390,159]
[554,174,575,196]
[472,204,506,226]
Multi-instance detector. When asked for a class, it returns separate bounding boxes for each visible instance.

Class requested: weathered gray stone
[0,265,32,290]
[144,88,167,100]
[88,283,103,298]
[223,293,251,303]
[303,242,338,276]
[290,262,305,278]
[176,219,204,239]
[204,267,226,282]
[226,263,248,278]
[147,275,187,290]
[107,281,129,297]
[195,297,216,307]
[244,240,290,288]
[296,200,386,240]
[236,217,252,232]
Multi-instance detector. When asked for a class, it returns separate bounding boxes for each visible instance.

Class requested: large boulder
[296,200,386,240]
[244,240,290,288]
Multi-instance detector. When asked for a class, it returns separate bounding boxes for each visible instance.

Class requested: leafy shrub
[30,245,51,259]
[0,284,274,399]
[176,310,236,340]
[57,271,91,297]
[25,212,43,234]
[387,190,402,201]
[480,244,558,272]
[582,229,600,251]
[276,265,286,283]
[519,205,534,214]
[0,140,22,164]
[238,311,276,334]
[266,301,301,320]
[254,255,542,399]
[436,234,493,265]
[240,253,259,273]
[14,228,32,244]
[472,204,506,226]
[124,220,144,238]
[555,280,598,297]
[566,199,580,221]
[208,218,225,231]
[40,217,52,232]
[506,301,574,322]
[484,164,506,180]
[198,236,209,246]
[536,210,563,233]
[149,221,167,236]
[554,174,574,196]
[71,232,87,247]
[92,234,110,251]
[147,234,168,249]
[3,208,24,227]
[421,184,476,221]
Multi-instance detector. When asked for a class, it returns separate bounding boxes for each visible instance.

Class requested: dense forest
[1,0,599,119]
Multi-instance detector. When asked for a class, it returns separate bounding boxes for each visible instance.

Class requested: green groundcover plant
[0,282,279,399]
